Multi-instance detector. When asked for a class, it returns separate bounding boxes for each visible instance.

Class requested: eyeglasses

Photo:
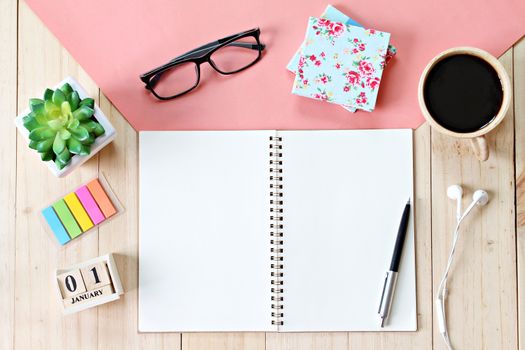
[140,28,265,100]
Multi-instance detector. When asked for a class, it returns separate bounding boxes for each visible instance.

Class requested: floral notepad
[287,5,397,113]
[292,17,391,112]
[287,5,362,74]
[287,5,397,76]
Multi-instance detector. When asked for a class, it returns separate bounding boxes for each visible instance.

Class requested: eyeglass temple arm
[173,28,264,61]
[175,41,264,61]
[148,41,265,88]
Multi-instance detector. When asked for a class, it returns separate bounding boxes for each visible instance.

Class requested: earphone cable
[437,221,460,350]
[436,201,477,350]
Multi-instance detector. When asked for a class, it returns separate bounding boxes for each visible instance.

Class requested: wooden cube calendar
[55,254,124,314]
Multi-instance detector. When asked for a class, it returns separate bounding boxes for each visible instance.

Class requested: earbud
[472,189,489,206]
[460,189,489,220]
[447,185,463,222]
[438,185,489,350]
[447,186,489,223]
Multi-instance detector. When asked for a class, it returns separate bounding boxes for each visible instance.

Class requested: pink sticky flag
[75,185,105,225]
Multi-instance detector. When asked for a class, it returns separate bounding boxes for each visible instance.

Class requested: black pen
[378,198,411,327]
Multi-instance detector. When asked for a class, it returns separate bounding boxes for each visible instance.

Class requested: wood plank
[15,2,100,349]
[184,333,265,350]
[514,36,525,350]
[266,332,347,350]
[431,48,517,350]
[96,94,181,349]
[0,0,18,349]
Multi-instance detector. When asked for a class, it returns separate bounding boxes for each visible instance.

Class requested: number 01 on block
[55,254,124,314]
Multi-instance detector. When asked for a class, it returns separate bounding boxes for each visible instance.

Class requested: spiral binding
[269,135,284,328]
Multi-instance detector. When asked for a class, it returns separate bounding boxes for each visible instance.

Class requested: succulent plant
[23,83,105,170]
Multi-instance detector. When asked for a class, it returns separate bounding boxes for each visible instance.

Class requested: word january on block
[63,285,114,307]
[55,254,124,314]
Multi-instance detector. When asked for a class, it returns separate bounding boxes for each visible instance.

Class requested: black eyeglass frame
[140,28,265,100]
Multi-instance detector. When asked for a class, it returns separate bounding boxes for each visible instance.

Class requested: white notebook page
[279,129,416,331]
[139,131,273,332]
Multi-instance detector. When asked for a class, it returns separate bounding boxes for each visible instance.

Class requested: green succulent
[23,83,105,170]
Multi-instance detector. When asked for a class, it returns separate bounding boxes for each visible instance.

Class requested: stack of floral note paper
[290,9,394,113]
[288,5,396,113]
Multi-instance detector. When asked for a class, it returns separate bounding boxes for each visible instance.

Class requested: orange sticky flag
[86,179,117,219]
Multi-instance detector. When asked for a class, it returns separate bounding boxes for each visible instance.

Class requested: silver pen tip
[380,317,385,328]
[407,198,411,205]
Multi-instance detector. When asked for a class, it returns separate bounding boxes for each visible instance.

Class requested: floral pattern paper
[292,17,391,112]
[287,5,397,113]
[287,5,397,75]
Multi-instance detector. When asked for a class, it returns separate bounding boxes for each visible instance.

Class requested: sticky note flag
[64,192,94,232]
[52,199,82,239]
[42,207,71,245]
[75,185,105,225]
[86,179,117,218]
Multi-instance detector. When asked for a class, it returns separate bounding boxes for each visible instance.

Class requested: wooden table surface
[1,1,524,349]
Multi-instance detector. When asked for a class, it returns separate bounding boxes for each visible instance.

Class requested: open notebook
[139,130,416,332]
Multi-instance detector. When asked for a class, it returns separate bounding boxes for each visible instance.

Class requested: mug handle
[470,136,489,161]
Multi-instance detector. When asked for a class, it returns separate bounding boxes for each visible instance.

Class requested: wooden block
[63,192,94,232]
[63,284,114,307]
[80,262,111,291]
[57,269,87,298]
[56,254,123,314]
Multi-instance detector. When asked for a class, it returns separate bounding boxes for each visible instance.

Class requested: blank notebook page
[279,129,416,331]
[139,131,273,332]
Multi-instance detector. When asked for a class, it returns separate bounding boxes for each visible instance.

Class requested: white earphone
[447,185,463,222]
[437,185,489,350]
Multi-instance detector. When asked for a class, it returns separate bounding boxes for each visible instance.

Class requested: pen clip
[378,272,388,314]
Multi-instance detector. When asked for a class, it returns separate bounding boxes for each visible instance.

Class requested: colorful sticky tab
[52,199,82,239]
[42,177,118,245]
[42,207,71,245]
[86,179,117,218]
[64,192,94,232]
[75,186,105,225]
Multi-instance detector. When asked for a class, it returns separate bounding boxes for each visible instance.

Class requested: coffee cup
[418,47,511,161]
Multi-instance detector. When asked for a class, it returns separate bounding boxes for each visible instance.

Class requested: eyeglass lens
[210,36,261,73]
[151,62,199,99]
[150,36,261,99]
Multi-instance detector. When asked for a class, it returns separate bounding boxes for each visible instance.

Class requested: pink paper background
[25,0,525,131]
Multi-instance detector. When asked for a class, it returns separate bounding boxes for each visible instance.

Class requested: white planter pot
[14,76,116,177]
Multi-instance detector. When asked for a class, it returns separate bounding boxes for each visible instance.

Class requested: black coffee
[423,54,503,133]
